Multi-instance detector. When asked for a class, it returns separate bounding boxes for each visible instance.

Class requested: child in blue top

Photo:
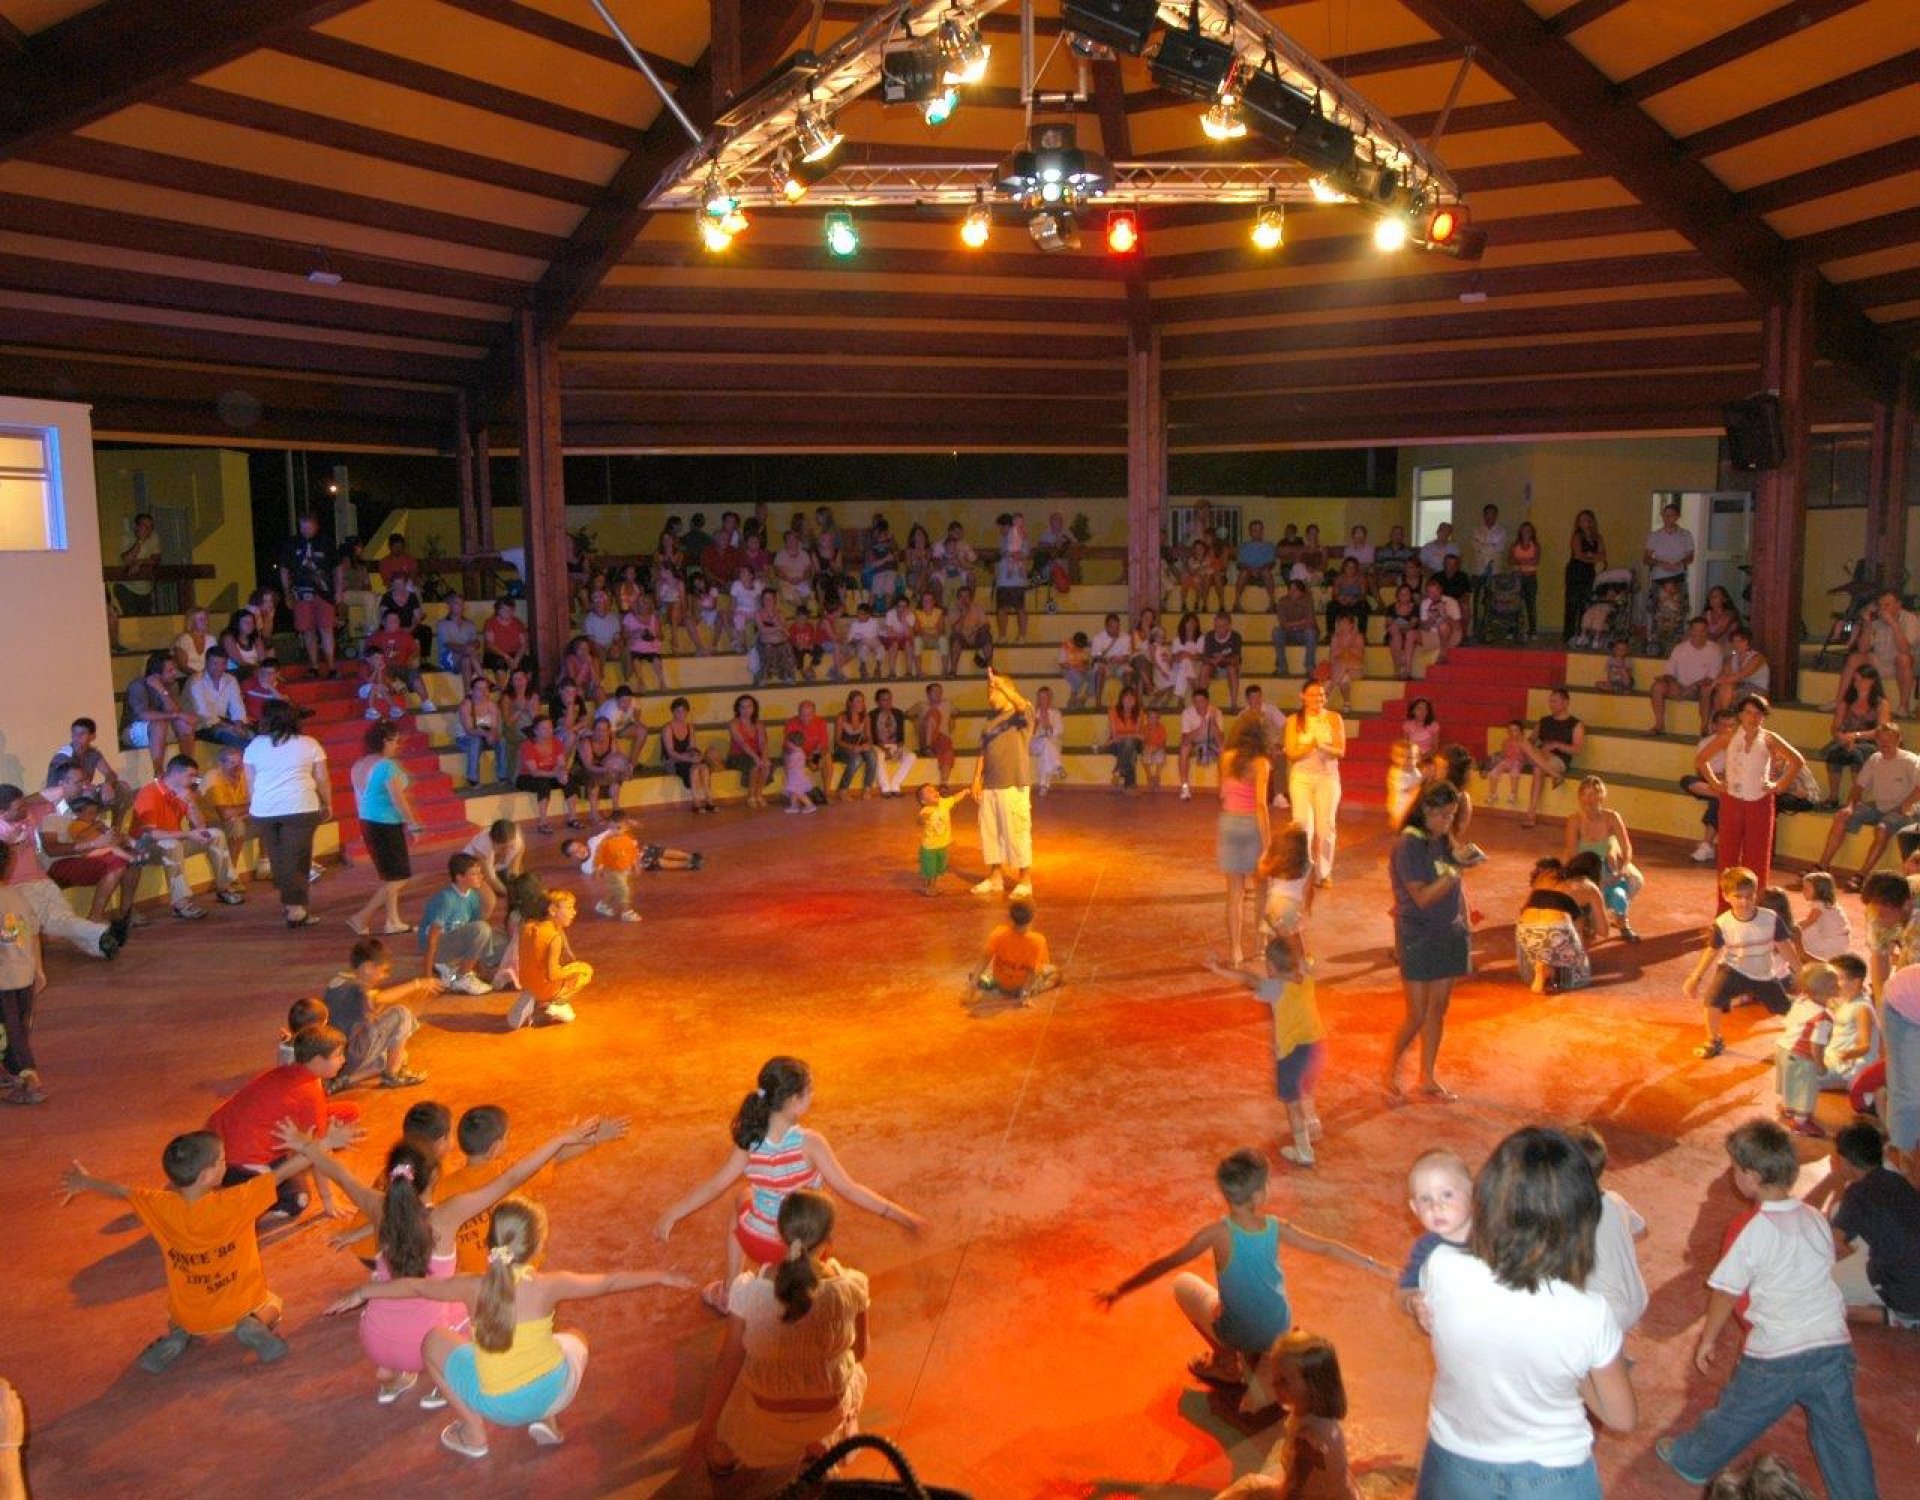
[1095,1149,1384,1404]
[1395,1147,1474,1323]
[419,853,500,993]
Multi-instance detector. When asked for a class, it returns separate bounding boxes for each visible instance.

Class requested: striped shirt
[741,1125,822,1247]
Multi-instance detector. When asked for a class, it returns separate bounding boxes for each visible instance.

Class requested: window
[0,426,65,550]
[1412,465,1453,545]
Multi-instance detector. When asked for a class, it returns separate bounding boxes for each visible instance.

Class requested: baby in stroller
[1568,569,1636,649]
[1479,571,1528,644]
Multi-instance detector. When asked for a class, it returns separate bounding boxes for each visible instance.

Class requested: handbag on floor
[773,1434,972,1499]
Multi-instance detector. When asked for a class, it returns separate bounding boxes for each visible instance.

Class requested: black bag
[773,1434,972,1499]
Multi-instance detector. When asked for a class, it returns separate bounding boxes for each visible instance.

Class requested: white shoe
[308,863,325,883]
[454,972,491,996]
[542,1001,576,1025]
[971,878,1003,897]
[435,963,459,984]
[619,909,641,923]
[1691,840,1716,864]
[365,707,380,720]
[594,901,615,917]
[420,700,438,714]
[1179,784,1192,800]
[1009,882,1033,900]
[387,705,405,719]
[506,991,537,1030]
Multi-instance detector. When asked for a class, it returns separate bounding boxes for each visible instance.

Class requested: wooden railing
[102,562,216,609]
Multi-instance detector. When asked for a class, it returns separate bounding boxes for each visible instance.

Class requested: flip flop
[1187,1355,1246,1389]
[527,1420,564,1447]
[1418,1082,1460,1103]
[440,1422,490,1460]
[700,1279,730,1316]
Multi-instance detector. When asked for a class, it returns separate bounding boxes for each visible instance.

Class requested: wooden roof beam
[0,0,362,161]
[1396,0,1906,398]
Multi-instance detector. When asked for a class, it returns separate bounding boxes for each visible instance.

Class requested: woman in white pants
[1282,679,1345,888]
[1029,686,1063,791]
[871,688,918,797]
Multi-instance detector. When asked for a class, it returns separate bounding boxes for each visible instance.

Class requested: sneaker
[542,1001,576,1025]
[971,878,1003,897]
[785,804,801,814]
[171,903,208,921]
[232,1314,289,1364]
[1279,1144,1317,1168]
[376,1371,419,1404]
[1655,1439,1711,1486]
[216,890,245,906]
[1786,1114,1827,1138]
[364,707,380,721]
[435,963,461,984]
[506,991,537,1030]
[1887,1309,1920,1330]
[619,909,641,923]
[419,1386,449,1410]
[1694,1037,1726,1060]
[420,700,438,714]
[528,1419,565,1447]
[136,1327,194,1375]
[453,972,491,996]
[1009,882,1033,900]
[801,801,818,814]
[1690,839,1716,864]
[1179,784,1192,800]
[387,705,405,719]
[594,901,615,918]
[308,863,325,883]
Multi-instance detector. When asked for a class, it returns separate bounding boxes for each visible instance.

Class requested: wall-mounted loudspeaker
[1724,392,1785,472]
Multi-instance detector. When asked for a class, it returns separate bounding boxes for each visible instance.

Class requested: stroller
[1568,569,1636,650]
[1813,559,1908,669]
[1479,571,1527,644]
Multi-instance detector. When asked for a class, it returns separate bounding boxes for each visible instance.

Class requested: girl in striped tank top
[655,1056,928,1314]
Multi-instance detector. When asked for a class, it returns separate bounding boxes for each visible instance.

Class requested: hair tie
[758,1086,769,1101]
[487,1244,515,1266]
[786,1239,807,1263]
[388,1162,415,1183]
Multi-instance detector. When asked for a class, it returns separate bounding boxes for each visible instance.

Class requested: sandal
[376,1371,418,1404]
[1694,1037,1726,1060]
[379,924,415,935]
[378,1069,428,1089]
[439,1422,490,1460]
[1187,1354,1246,1388]
[700,1279,730,1316]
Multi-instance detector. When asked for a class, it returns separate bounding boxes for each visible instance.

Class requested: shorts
[482,651,514,673]
[1397,926,1471,983]
[1217,812,1262,875]
[292,596,336,633]
[1846,803,1910,835]
[343,1005,417,1081]
[995,586,1025,610]
[1704,967,1792,1015]
[46,853,127,888]
[361,820,411,881]
[441,1341,575,1427]
[919,845,949,880]
[977,786,1032,869]
[1274,1039,1327,1103]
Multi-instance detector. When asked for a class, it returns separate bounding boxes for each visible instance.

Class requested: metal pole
[588,0,705,145]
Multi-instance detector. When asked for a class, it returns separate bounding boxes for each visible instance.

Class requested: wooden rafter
[434,0,695,87]
[0,12,27,54]
[1546,0,1630,34]
[0,0,363,161]
[1396,0,1906,397]
[1739,135,1920,216]
[1619,0,1869,102]
[1683,49,1920,158]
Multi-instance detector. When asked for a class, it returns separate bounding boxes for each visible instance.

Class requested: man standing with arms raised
[972,667,1035,902]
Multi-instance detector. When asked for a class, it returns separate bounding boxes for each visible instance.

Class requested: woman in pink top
[1218,713,1275,967]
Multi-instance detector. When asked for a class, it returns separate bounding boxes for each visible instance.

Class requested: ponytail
[377,1144,437,1279]
[729,1055,812,1150]
[473,1197,546,1353]
[772,1190,835,1323]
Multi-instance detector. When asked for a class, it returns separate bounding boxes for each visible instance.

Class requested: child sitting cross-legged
[322,936,443,1093]
[281,1114,612,1406]
[968,898,1061,1004]
[1095,1148,1387,1408]
[326,1196,693,1460]
[1802,1117,1920,1330]
[59,1117,360,1373]
[276,996,330,1066]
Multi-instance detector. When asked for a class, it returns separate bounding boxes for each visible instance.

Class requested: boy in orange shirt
[507,889,593,1029]
[60,1117,358,1373]
[592,814,642,923]
[970,898,1061,1005]
[130,754,244,920]
[201,743,260,879]
[435,1104,629,1273]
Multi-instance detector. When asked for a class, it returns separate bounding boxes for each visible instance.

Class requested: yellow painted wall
[93,447,256,616]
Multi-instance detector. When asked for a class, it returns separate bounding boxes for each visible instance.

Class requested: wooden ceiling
[0,0,1914,454]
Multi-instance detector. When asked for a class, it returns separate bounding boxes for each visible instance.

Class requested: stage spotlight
[702,169,736,218]
[1373,214,1409,252]
[697,216,734,253]
[960,197,992,248]
[924,86,960,126]
[1150,25,1236,103]
[1237,67,1355,175]
[1062,0,1161,55]
[881,45,944,106]
[1309,176,1347,204]
[1426,205,1460,246]
[795,107,843,164]
[824,210,859,257]
[1201,96,1246,141]
[939,10,990,85]
[720,204,749,236]
[1028,207,1080,253]
[1251,198,1284,251]
[995,123,1114,205]
[1106,208,1139,254]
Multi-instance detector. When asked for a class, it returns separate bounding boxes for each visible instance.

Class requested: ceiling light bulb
[1373,215,1409,251]
[824,211,859,257]
[1106,209,1138,255]
[1309,176,1346,204]
[924,87,959,126]
[960,201,992,248]
[703,172,735,217]
[697,217,734,253]
[1251,204,1284,250]
[1201,97,1246,141]
[795,108,843,164]
[720,205,749,236]
[939,14,990,85]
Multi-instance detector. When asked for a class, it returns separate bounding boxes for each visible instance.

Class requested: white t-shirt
[1800,903,1853,961]
[463,827,523,878]
[582,610,622,650]
[1825,997,1880,1077]
[1645,525,1695,576]
[1665,638,1723,687]
[1589,1190,1648,1336]
[1856,748,1920,813]
[243,734,327,816]
[1470,524,1509,574]
[1180,705,1221,741]
[188,672,245,724]
[1422,1245,1620,1468]
[1418,539,1459,573]
[848,616,881,646]
[730,580,759,620]
[1709,1198,1848,1359]
[1090,629,1130,663]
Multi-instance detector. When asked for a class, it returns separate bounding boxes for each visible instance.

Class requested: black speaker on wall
[1724,392,1785,471]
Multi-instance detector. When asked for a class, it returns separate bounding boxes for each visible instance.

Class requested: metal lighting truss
[645,1,1460,214]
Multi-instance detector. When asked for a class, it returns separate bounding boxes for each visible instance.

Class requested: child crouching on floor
[507,890,592,1030]
[969,898,1060,1003]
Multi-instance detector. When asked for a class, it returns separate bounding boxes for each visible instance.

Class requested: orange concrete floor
[5,793,1917,1499]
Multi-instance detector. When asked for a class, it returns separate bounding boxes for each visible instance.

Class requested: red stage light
[1427,206,1460,245]
[1106,209,1139,255]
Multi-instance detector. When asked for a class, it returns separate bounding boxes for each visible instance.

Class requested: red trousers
[1716,792,1775,909]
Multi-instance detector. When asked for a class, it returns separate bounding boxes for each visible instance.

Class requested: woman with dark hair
[1414,1127,1635,1498]
[1383,782,1470,1103]
[663,697,716,812]
[220,608,265,677]
[1703,585,1742,646]
[1325,556,1371,638]
[1283,681,1345,888]
[1105,684,1147,790]
[347,721,420,936]
[1563,510,1606,644]
[1820,664,1890,804]
[1508,521,1541,638]
[832,690,877,800]
[1217,712,1273,968]
[243,698,331,927]
[726,694,770,808]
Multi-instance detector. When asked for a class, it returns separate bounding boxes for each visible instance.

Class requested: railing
[102,562,216,610]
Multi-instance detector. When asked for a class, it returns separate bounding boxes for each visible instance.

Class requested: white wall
[0,397,116,792]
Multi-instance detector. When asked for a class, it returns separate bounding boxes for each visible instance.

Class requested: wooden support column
[1750,267,1816,705]
[454,389,480,555]
[1126,319,1167,618]
[473,425,494,551]
[513,309,569,684]
[709,0,742,114]
[1866,364,1915,592]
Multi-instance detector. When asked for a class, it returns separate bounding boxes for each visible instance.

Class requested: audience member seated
[1804,1120,1920,1330]
[1177,688,1223,801]
[783,701,832,801]
[1325,557,1370,638]
[48,717,132,826]
[1416,522,1459,576]
[1104,686,1146,792]
[481,600,528,684]
[1232,521,1277,611]
[1200,612,1243,711]
[220,608,267,677]
[1812,724,1920,887]
[1418,578,1461,666]
[39,784,136,926]
[0,779,123,959]
[376,569,430,660]
[945,587,993,676]
[1710,626,1768,714]
[1563,775,1643,942]
[173,607,217,678]
[188,650,253,748]
[124,651,198,777]
[1650,615,1723,736]
[1822,665,1890,803]
[1383,584,1420,679]
[1838,588,1920,719]
[130,755,244,921]
[435,595,484,689]
[1521,687,1585,830]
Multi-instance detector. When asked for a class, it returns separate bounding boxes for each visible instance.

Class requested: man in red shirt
[130,755,243,919]
[481,600,528,681]
[377,533,420,587]
[208,1025,358,1219]
[702,510,744,582]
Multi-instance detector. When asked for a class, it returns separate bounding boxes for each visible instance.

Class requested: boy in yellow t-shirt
[916,784,969,895]
[971,898,1061,1004]
[201,743,259,878]
[60,1121,356,1373]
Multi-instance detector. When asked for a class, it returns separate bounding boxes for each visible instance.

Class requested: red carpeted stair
[1342,646,1568,806]
[280,673,474,853]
